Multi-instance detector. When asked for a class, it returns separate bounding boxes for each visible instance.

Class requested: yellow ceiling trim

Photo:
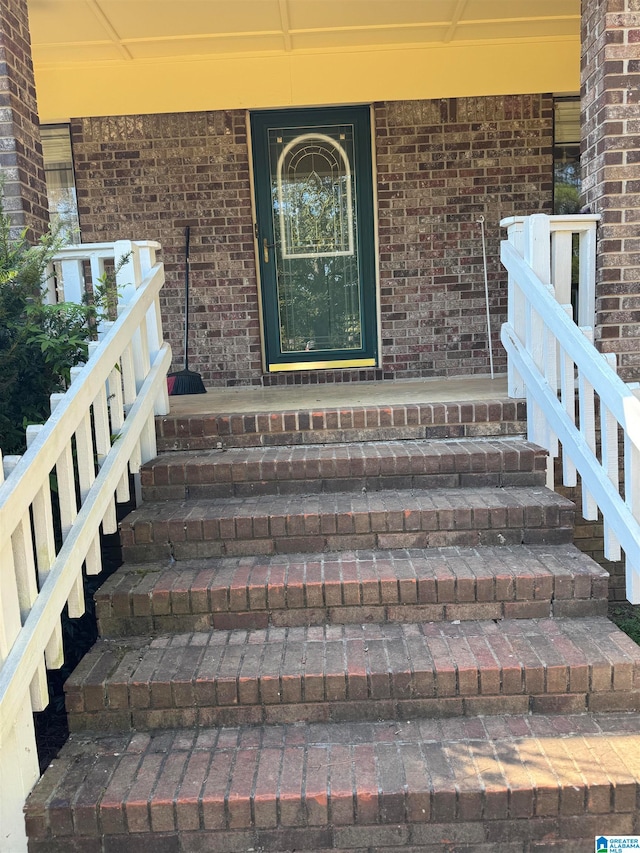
[32,17,581,51]
[35,37,580,123]
[34,33,580,71]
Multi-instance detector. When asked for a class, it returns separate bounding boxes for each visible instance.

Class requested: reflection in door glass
[269,125,362,354]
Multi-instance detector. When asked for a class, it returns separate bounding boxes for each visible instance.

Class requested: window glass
[553,99,581,214]
[40,125,80,240]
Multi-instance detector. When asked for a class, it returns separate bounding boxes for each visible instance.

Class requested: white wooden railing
[501,213,640,604]
[0,240,171,852]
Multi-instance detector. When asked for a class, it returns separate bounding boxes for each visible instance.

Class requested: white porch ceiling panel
[26,0,581,120]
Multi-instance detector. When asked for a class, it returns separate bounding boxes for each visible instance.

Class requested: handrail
[0,239,171,852]
[500,213,640,604]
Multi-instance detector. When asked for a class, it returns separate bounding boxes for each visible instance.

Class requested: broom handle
[183,225,191,370]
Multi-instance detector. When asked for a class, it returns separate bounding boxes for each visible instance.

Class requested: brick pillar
[0,0,48,239]
[581,0,640,381]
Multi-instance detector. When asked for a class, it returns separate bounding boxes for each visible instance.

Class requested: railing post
[505,218,525,398]
[523,215,551,453]
[578,223,597,329]
[128,242,169,416]
[625,388,640,601]
[0,451,39,853]
[115,240,141,305]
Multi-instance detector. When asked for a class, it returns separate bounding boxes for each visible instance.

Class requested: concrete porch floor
[167,373,511,416]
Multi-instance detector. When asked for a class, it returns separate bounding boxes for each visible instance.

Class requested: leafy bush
[0,203,92,454]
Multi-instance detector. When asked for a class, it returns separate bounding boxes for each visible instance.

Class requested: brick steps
[25,712,640,852]
[96,545,609,636]
[27,407,639,851]
[64,617,640,732]
[140,438,546,500]
[120,486,575,562]
[155,399,527,452]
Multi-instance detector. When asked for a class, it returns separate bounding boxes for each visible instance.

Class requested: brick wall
[71,112,262,386]
[582,0,640,381]
[71,95,554,387]
[375,95,553,379]
[0,0,48,239]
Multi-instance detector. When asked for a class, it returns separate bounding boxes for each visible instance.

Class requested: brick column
[582,0,640,380]
[0,0,48,239]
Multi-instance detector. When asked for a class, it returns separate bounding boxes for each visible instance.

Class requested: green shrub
[0,203,92,454]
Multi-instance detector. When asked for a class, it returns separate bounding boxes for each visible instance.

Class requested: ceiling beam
[278,0,292,52]
[84,0,132,60]
[444,0,469,44]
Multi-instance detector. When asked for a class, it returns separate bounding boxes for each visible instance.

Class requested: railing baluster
[88,341,118,536]
[559,305,577,487]
[43,261,57,304]
[130,295,156,479]
[577,349,598,521]
[88,254,107,336]
[69,366,103,576]
[601,354,621,561]
[120,339,142,481]
[25,426,64,668]
[50,394,84,618]
[104,349,131,504]
[59,257,85,304]
[543,316,559,487]
[551,228,573,307]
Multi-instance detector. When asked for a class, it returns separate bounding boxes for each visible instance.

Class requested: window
[40,124,80,239]
[553,98,581,214]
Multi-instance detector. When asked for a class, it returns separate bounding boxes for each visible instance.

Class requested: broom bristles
[167,368,206,396]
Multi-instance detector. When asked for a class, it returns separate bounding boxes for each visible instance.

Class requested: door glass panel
[268,124,362,354]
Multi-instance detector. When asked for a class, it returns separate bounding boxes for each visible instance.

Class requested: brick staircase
[25,398,640,852]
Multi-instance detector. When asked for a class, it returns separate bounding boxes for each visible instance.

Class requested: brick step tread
[65,617,640,729]
[96,545,609,636]
[141,438,546,499]
[26,711,640,846]
[119,487,575,562]
[156,398,527,451]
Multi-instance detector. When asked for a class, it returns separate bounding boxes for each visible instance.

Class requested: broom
[167,225,206,395]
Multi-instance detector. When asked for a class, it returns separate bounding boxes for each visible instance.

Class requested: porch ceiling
[28,0,581,121]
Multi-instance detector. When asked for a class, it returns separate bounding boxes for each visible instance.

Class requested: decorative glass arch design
[276,133,354,259]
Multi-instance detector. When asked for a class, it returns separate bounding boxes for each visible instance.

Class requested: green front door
[251,106,377,372]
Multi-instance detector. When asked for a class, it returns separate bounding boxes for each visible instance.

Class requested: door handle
[263,237,275,264]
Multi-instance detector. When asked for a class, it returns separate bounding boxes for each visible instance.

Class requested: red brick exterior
[375,96,553,380]
[71,111,262,386]
[71,95,553,387]
[582,0,640,380]
[0,0,48,239]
